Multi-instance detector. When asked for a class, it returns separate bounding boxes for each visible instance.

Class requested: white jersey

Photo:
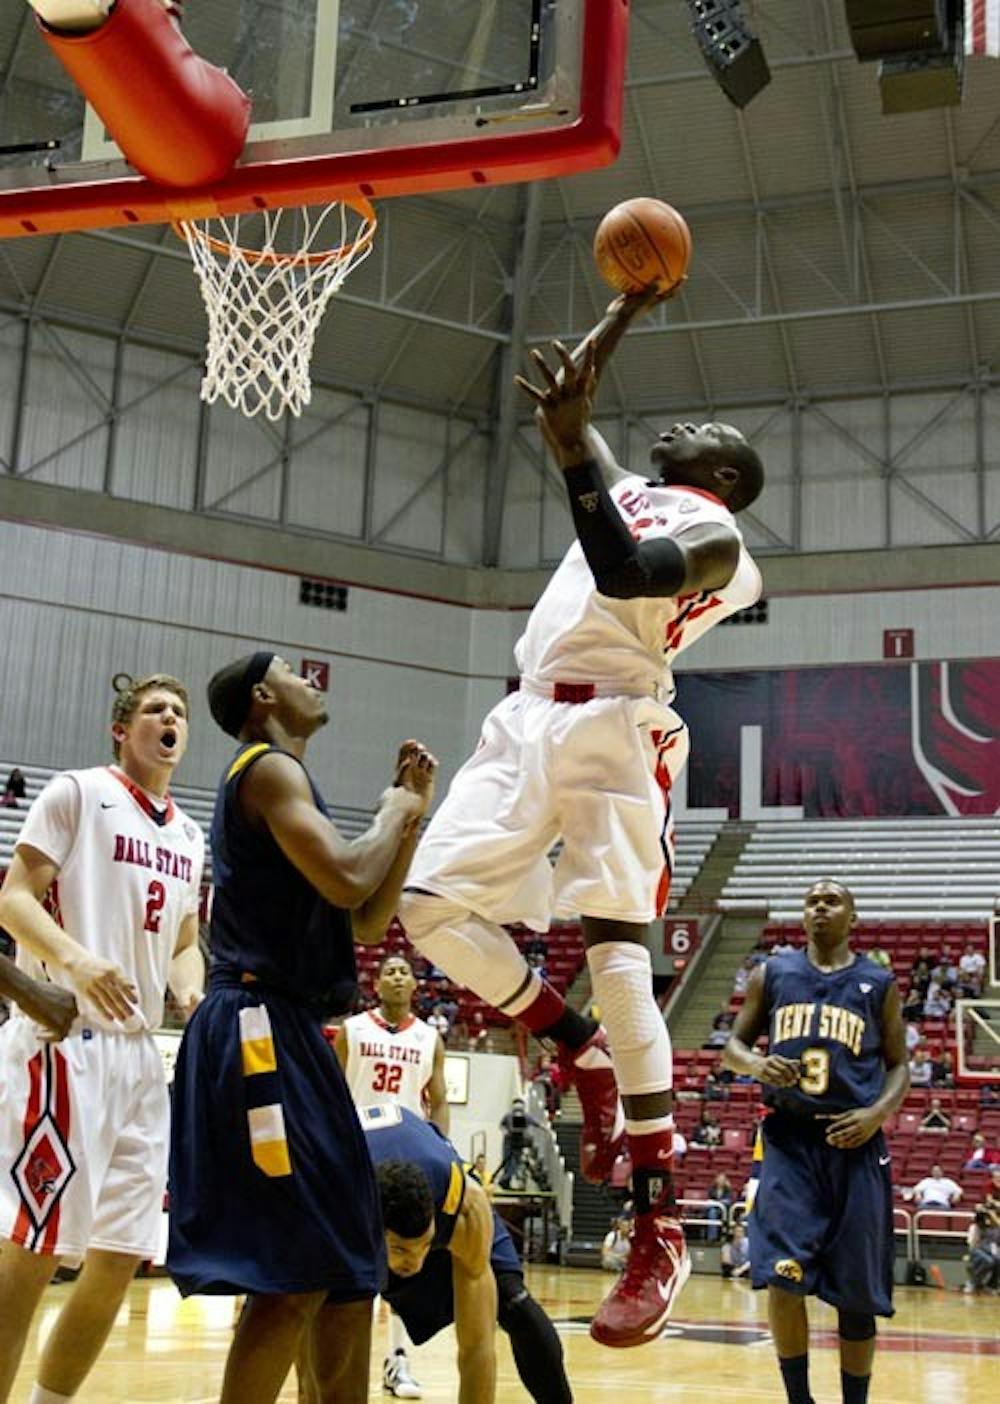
[341,1010,438,1117]
[14,766,204,1032]
[515,477,762,695]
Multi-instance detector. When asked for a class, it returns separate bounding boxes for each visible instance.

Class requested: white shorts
[408,689,688,929]
[0,1016,169,1262]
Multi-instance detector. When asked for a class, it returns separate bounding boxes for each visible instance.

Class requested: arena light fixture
[685,0,772,109]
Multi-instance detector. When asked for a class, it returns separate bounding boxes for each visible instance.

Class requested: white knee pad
[29,0,113,32]
[586,942,672,1097]
[398,890,539,1014]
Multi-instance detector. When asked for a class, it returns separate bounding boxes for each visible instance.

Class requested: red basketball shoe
[559,1027,625,1183]
[590,1211,690,1348]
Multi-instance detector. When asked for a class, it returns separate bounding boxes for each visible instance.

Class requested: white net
[175,200,376,421]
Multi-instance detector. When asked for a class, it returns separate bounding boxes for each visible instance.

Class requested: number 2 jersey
[514,477,762,697]
[762,949,895,1115]
[341,1009,438,1117]
[13,766,204,1032]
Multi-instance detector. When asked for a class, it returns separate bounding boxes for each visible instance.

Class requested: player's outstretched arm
[722,966,801,1087]
[240,750,427,912]
[0,951,77,1039]
[352,742,438,944]
[451,1180,499,1404]
[517,338,741,600]
[0,845,137,1024]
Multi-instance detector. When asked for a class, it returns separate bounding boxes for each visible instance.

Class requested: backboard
[955,998,1000,1085]
[0,0,627,238]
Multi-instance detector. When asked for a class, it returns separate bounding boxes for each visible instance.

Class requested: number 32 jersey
[762,949,895,1115]
[342,1010,438,1118]
[14,766,204,1032]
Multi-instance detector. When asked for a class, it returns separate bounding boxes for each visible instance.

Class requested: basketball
[593,197,692,296]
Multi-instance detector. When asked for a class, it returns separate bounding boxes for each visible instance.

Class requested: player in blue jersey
[722,880,909,1404]
[300,1105,573,1404]
[167,652,437,1404]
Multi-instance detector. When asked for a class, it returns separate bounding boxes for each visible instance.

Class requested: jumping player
[336,953,449,1397]
[399,291,764,1346]
[722,880,910,1404]
[167,652,436,1404]
[0,673,204,1404]
[302,1105,572,1404]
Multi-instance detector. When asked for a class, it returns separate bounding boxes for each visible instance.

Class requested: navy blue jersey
[209,743,356,1017]
[762,950,894,1114]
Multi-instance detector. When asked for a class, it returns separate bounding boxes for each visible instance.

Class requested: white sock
[388,1309,411,1355]
[30,1386,74,1404]
[586,941,672,1097]
[28,0,113,32]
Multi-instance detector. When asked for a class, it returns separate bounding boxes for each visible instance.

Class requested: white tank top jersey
[13,766,204,1033]
[514,477,762,695]
[342,1010,438,1118]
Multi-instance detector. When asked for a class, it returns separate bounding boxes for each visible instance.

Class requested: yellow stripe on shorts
[248,1103,292,1178]
[239,1004,277,1077]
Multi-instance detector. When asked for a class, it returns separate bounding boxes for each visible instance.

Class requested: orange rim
[172,195,377,268]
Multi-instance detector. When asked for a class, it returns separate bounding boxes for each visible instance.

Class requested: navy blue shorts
[748,1111,895,1317]
[385,1212,522,1344]
[167,982,385,1298]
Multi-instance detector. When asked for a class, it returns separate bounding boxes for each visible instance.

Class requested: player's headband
[207,650,276,738]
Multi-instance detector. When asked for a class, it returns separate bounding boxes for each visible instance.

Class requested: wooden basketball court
[9,1266,999,1401]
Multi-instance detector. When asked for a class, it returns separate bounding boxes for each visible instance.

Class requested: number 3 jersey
[761,949,895,1115]
[14,766,204,1032]
[341,1009,438,1118]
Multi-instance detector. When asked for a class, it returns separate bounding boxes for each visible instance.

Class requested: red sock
[627,1127,675,1172]
[514,980,567,1034]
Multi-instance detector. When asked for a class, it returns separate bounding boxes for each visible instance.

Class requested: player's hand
[515,338,598,465]
[21,982,77,1041]
[393,740,438,820]
[63,951,138,1024]
[176,989,204,1023]
[824,1106,882,1150]
[753,1053,801,1087]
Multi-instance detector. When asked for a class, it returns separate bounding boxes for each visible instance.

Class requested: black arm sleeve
[562,459,687,599]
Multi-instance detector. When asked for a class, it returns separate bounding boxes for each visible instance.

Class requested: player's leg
[495,1271,572,1404]
[298,1296,372,1404]
[225,1290,326,1404]
[384,1308,421,1398]
[767,1286,815,1404]
[0,1241,59,1402]
[583,916,689,1347]
[28,1248,142,1398]
[837,1312,876,1404]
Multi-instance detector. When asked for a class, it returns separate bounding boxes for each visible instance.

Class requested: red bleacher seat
[723,1128,746,1150]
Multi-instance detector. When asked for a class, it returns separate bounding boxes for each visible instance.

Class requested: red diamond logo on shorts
[11,1113,76,1231]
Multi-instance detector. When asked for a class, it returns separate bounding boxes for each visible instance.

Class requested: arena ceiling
[1,1,1000,572]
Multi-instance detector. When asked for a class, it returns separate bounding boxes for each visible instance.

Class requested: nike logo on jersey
[100,802,116,809]
[859,982,872,993]
[879,1155,891,1166]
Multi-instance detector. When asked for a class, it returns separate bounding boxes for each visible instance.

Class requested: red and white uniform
[341,1009,438,1118]
[409,480,761,928]
[0,766,203,1260]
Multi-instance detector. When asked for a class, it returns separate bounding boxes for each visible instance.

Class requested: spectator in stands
[958,943,986,997]
[868,945,891,971]
[720,1224,751,1280]
[672,1127,687,1164]
[909,1046,933,1087]
[691,1108,723,1149]
[963,1133,1000,1172]
[467,1152,495,1199]
[963,1178,1000,1294]
[702,1069,729,1103]
[904,1164,962,1208]
[909,951,934,998]
[904,1023,923,1055]
[427,1001,451,1043]
[931,948,958,988]
[901,984,925,1023]
[732,956,755,996]
[706,1171,734,1243]
[525,933,548,963]
[930,1049,955,1088]
[922,980,953,1020]
[980,1083,999,1108]
[0,768,26,808]
[706,1006,735,1048]
[601,1211,633,1273]
[918,1097,951,1133]
[531,1051,564,1119]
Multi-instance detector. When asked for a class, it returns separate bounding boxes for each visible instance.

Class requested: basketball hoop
[174,197,377,421]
